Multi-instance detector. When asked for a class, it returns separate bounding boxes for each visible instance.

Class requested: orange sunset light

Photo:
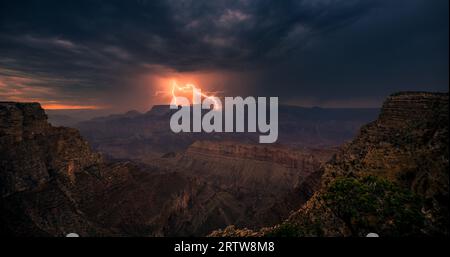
[41,104,103,110]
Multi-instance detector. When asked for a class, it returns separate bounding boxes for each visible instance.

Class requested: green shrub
[322,175,424,236]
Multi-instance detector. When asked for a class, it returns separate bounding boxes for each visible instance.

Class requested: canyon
[0,102,334,236]
[73,104,378,161]
[1,91,447,236]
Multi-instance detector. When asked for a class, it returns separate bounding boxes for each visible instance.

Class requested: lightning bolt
[170,80,221,110]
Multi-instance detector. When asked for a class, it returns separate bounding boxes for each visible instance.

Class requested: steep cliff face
[0,102,49,138]
[183,141,332,217]
[150,140,335,235]
[0,102,214,236]
[210,92,449,237]
[316,92,449,236]
[322,92,448,183]
[0,102,106,235]
[0,102,102,197]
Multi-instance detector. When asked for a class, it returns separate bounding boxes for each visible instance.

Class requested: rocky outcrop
[0,102,50,140]
[0,102,216,236]
[0,102,101,197]
[210,92,449,237]
[316,92,449,235]
[0,102,107,235]
[378,92,448,129]
[321,92,448,201]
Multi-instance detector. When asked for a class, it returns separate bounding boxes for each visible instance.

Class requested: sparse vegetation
[266,223,304,237]
[322,175,424,236]
[268,175,425,237]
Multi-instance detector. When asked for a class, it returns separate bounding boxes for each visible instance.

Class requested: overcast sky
[0,0,448,111]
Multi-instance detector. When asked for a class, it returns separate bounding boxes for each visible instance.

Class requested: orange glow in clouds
[0,72,104,110]
[150,70,224,110]
[169,80,221,110]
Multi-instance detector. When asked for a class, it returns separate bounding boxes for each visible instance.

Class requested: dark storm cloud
[0,0,377,69]
[0,0,448,108]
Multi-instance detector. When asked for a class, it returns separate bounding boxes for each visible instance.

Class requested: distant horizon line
[5,89,449,111]
[44,104,383,112]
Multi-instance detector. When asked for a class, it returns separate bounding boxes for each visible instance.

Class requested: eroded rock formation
[210,92,449,237]
[1,102,330,236]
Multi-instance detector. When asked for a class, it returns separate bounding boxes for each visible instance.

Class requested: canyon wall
[211,92,449,237]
